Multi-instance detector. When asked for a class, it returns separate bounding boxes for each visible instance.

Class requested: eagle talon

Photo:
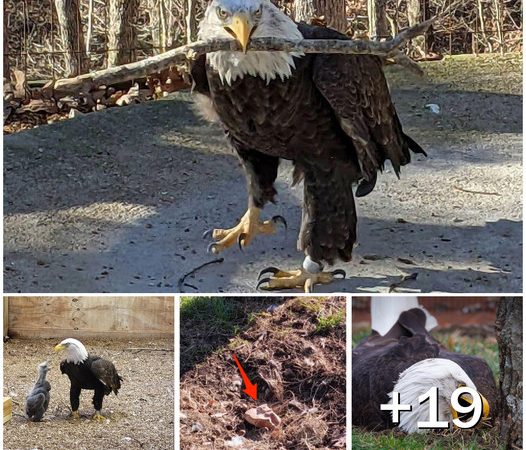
[91,411,106,421]
[254,266,346,292]
[238,233,248,251]
[204,207,285,254]
[207,242,219,254]
[256,277,272,290]
[331,269,346,279]
[271,215,287,230]
[258,267,280,279]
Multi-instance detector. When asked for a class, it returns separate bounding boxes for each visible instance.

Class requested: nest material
[180,296,346,450]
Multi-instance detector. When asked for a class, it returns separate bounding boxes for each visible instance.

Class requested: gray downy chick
[25,361,51,421]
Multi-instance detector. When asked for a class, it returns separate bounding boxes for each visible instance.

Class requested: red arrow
[232,354,258,401]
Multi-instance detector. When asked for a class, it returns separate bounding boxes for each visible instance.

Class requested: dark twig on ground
[389,272,419,292]
[126,347,174,352]
[177,257,224,292]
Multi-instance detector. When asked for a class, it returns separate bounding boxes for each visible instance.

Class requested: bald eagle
[192,0,426,291]
[54,338,123,420]
[352,299,497,433]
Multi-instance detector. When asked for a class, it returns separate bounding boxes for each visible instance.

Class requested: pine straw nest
[180,296,346,450]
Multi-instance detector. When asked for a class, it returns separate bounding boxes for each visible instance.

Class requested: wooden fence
[4,296,174,338]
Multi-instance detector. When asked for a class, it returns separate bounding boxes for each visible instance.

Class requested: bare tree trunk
[186,0,197,43]
[86,0,93,55]
[496,297,523,450]
[149,2,161,54]
[493,0,505,54]
[107,0,140,67]
[159,0,167,50]
[164,0,177,49]
[3,12,10,80]
[407,0,425,56]
[367,0,389,40]
[477,0,490,52]
[294,0,347,33]
[54,0,86,77]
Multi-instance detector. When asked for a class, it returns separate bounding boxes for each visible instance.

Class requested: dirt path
[4,56,522,293]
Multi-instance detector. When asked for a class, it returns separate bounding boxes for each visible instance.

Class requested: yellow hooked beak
[225,13,253,53]
[450,392,490,423]
[54,343,65,352]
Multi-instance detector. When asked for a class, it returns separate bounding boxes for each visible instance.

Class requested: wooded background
[4,0,522,82]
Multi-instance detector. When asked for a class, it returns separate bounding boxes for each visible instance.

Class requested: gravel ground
[3,338,174,450]
[4,54,522,293]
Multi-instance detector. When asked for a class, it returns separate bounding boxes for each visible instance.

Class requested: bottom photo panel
[179,296,347,450]
[2,295,522,450]
[3,296,175,449]
[352,296,522,450]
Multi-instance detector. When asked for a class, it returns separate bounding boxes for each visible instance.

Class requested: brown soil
[180,297,346,450]
[4,337,174,450]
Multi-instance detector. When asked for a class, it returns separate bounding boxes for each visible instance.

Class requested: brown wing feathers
[90,357,123,395]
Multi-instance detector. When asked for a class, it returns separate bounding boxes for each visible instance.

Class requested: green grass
[295,296,325,314]
[180,296,278,374]
[180,296,241,334]
[433,332,500,380]
[316,309,345,334]
[352,328,370,347]
[353,429,502,450]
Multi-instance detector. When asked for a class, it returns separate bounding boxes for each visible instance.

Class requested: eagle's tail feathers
[355,172,377,197]
[405,133,427,156]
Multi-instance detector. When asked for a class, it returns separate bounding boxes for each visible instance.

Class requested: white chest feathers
[207,50,302,85]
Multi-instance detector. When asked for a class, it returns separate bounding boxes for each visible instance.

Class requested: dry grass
[386,53,523,95]
[4,337,174,450]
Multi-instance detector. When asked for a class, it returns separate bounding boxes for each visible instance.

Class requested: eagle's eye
[216,7,230,19]
[254,7,262,18]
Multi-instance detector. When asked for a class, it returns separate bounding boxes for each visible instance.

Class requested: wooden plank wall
[3,298,8,338]
[6,297,174,338]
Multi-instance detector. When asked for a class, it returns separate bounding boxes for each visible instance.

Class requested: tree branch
[46,18,435,97]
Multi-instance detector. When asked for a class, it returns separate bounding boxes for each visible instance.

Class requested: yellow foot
[69,410,80,420]
[257,267,346,293]
[91,411,106,421]
[203,207,286,254]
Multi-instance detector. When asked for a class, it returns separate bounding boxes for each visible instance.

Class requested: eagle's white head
[389,358,490,433]
[198,0,303,85]
[54,338,88,364]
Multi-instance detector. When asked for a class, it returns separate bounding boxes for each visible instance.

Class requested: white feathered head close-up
[54,338,88,364]
[198,0,303,84]
[389,358,490,433]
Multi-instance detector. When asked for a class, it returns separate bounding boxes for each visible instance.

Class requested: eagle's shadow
[3,94,522,293]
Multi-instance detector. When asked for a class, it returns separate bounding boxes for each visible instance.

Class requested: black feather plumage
[191,22,425,264]
[60,354,122,413]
